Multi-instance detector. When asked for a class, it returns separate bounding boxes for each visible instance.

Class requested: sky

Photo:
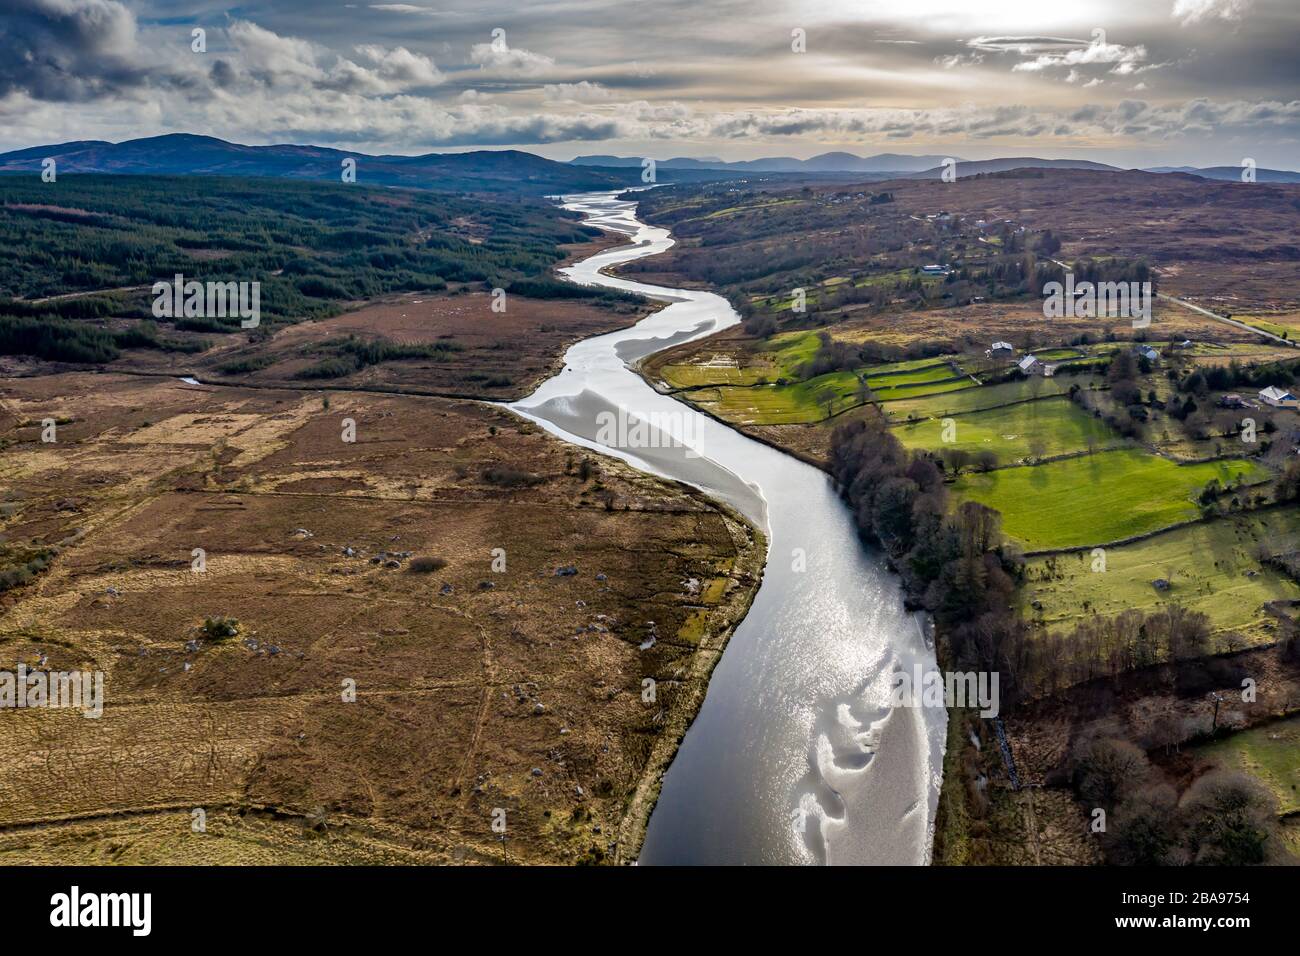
[2,0,1298,168]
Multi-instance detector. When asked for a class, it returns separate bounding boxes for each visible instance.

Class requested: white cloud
[470,43,555,77]
[543,81,613,103]
[1172,0,1253,26]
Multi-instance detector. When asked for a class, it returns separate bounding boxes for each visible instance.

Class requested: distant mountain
[0,134,674,196]
[905,157,1122,179]
[570,151,957,173]
[1144,164,1300,183]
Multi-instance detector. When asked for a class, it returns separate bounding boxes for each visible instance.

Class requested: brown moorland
[0,372,762,864]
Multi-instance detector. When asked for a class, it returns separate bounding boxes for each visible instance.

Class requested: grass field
[884,375,1092,421]
[953,449,1269,550]
[894,396,1124,462]
[659,359,767,388]
[674,351,977,425]
[1197,714,1300,817]
[684,374,864,424]
[1196,714,1300,857]
[1022,509,1300,642]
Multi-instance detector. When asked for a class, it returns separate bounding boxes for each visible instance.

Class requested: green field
[1197,714,1300,818]
[673,348,976,424]
[953,449,1269,550]
[658,359,767,388]
[684,373,864,423]
[884,375,1092,421]
[894,396,1124,462]
[1022,510,1300,641]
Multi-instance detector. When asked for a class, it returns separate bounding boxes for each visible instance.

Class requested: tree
[1107,783,1179,865]
[1179,771,1277,865]
[1073,737,1150,810]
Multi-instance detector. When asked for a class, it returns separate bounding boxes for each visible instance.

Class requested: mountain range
[2,136,1297,192]
[575,151,1300,182]
[0,134,727,196]
[571,151,955,173]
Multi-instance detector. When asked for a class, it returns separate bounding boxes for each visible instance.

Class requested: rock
[555,565,578,577]
[342,546,356,557]
[531,767,543,777]
[440,583,454,595]
[1152,578,1171,591]
[533,703,545,715]
[595,573,607,582]
[479,580,495,590]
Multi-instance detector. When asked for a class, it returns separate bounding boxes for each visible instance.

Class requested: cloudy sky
[3,0,1298,168]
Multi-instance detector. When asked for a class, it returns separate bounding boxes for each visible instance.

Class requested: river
[510,191,946,865]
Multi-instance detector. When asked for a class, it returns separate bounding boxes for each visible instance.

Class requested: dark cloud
[0,0,154,101]
[3,0,1299,167]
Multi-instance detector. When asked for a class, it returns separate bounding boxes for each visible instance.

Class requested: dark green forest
[0,174,616,363]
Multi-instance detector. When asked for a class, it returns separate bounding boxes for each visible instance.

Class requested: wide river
[511,191,946,865]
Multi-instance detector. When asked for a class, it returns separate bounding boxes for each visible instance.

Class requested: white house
[1018,354,1056,377]
[1259,386,1298,409]
[1135,345,1159,362]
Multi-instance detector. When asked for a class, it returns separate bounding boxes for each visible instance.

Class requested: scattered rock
[554,565,578,577]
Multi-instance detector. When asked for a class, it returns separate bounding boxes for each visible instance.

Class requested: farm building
[1135,345,1159,362]
[921,264,949,276]
[1259,386,1298,409]
[1017,355,1056,376]
[989,341,1015,358]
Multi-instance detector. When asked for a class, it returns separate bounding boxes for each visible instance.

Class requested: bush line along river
[511,191,946,865]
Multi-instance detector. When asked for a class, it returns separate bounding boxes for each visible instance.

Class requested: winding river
[511,191,946,865]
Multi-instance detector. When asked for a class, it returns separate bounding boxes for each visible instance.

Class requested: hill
[0,134,660,196]
[571,151,955,173]
[906,157,1121,179]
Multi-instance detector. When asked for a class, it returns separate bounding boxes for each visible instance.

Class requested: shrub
[409,556,448,573]
[200,616,240,641]
[481,465,545,487]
